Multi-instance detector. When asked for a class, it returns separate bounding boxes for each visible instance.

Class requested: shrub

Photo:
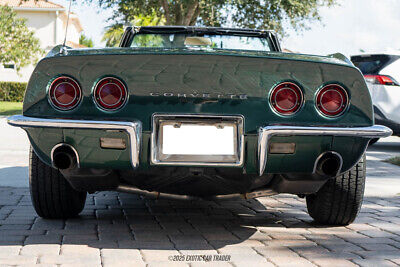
[0,82,27,102]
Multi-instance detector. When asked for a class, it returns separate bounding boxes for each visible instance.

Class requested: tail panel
[24,52,373,133]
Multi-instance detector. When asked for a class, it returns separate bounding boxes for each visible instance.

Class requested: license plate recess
[151,114,244,166]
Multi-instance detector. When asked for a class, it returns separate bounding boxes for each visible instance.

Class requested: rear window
[130,33,273,51]
[351,55,399,74]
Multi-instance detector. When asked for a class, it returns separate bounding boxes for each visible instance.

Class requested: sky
[52,0,115,46]
[283,0,400,56]
[52,0,400,57]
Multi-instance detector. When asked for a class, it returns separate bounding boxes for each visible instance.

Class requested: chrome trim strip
[151,114,245,167]
[258,125,392,176]
[7,115,141,168]
[50,143,81,168]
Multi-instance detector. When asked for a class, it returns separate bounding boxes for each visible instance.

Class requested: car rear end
[351,54,400,135]
[7,27,393,224]
[8,46,391,196]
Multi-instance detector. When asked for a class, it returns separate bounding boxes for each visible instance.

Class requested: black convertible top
[119,26,282,52]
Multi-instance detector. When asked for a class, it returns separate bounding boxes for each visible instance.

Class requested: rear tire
[306,154,366,225]
[29,147,86,219]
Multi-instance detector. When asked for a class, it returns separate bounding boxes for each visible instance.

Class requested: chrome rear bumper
[7,115,392,175]
[258,125,392,175]
[7,115,142,168]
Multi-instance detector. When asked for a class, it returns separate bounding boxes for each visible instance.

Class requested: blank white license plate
[162,124,235,155]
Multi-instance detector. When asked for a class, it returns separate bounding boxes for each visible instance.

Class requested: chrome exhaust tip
[51,143,80,170]
[314,151,343,177]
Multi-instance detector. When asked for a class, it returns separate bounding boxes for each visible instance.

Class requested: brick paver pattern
[0,187,399,266]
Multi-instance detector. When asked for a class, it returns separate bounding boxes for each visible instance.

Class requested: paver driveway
[0,117,400,266]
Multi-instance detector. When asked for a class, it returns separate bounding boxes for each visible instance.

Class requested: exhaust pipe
[116,184,276,201]
[314,151,343,177]
[51,144,79,170]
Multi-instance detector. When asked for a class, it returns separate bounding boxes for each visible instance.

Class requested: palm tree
[102,12,164,47]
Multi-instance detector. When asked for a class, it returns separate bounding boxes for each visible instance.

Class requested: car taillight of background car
[363,74,399,86]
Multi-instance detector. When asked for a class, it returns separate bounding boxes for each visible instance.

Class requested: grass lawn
[0,101,23,116]
[384,157,400,167]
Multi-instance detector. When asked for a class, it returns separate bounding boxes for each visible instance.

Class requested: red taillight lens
[364,74,398,86]
[270,82,303,115]
[48,76,81,110]
[94,77,128,111]
[316,84,349,117]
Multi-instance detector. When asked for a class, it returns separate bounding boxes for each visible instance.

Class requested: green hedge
[0,82,27,102]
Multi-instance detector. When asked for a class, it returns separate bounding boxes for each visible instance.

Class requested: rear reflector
[100,138,126,150]
[270,82,303,115]
[316,84,349,117]
[364,75,399,86]
[269,143,296,154]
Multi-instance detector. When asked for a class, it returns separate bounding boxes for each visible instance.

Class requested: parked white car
[351,54,400,143]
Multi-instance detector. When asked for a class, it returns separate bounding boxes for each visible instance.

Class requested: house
[0,0,84,82]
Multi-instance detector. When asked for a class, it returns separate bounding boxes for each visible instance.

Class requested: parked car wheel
[306,154,366,225]
[29,147,86,219]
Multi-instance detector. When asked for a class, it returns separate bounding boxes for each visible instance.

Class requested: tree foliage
[79,33,94,47]
[102,23,125,47]
[0,6,43,71]
[91,0,336,37]
[102,11,164,47]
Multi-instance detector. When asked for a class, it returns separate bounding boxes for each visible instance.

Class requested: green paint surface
[22,48,373,174]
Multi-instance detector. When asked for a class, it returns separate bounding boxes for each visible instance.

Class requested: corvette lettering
[149,92,248,99]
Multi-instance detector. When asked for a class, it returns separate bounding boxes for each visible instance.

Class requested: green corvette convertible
[8,26,392,225]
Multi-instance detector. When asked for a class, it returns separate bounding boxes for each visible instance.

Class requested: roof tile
[0,0,64,9]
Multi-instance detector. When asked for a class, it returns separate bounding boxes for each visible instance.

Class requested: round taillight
[48,76,81,111]
[94,77,128,111]
[270,82,303,115]
[316,84,349,117]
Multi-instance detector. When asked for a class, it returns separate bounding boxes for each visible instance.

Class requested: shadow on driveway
[0,186,399,264]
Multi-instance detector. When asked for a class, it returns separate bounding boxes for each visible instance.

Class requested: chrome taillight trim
[93,77,128,111]
[315,84,349,117]
[269,82,304,116]
[7,115,141,168]
[47,76,82,111]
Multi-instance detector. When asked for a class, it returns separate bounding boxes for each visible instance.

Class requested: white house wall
[18,11,58,49]
[0,9,82,83]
